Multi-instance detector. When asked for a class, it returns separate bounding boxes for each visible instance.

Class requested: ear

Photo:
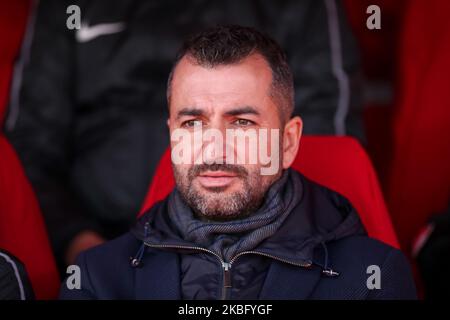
[282,116,303,169]
[167,118,171,129]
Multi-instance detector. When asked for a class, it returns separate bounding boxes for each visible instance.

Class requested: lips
[196,171,238,188]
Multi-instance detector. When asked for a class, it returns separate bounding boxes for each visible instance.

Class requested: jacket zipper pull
[222,262,232,288]
[221,262,232,300]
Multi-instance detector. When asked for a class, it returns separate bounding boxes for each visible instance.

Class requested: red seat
[140,136,399,249]
[0,0,30,124]
[0,136,60,299]
[387,0,450,253]
[0,0,59,299]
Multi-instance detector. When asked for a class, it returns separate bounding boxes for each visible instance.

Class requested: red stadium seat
[0,0,60,299]
[140,136,399,249]
[0,1,30,124]
[387,0,450,253]
[0,136,60,299]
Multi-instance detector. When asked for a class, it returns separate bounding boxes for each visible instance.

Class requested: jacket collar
[131,172,365,299]
[132,172,363,266]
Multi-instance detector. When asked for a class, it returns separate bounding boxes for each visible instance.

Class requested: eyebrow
[175,105,260,120]
[176,107,205,120]
[224,106,260,117]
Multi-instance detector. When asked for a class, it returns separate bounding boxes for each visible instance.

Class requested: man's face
[168,54,292,220]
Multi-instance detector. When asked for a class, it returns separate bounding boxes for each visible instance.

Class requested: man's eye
[182,119,203,128]
[233,119,254,126]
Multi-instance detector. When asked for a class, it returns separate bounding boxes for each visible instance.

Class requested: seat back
[387,0,450,252]
[0,0,60,299]
[0,136,60,299]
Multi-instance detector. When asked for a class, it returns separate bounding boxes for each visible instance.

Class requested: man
[60,25,415,300]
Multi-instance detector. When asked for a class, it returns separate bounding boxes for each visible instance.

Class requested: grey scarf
[167,169,303,262]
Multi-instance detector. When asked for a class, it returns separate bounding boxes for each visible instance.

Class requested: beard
[173,163,280,221]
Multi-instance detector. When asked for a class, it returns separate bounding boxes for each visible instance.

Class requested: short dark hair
[167,25,294,122]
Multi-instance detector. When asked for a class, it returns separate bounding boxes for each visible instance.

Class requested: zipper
[230,250,312,268]
[143,242,224,262]
[144,242,231,299]
[221,262,232,300]
[143,242,312,300]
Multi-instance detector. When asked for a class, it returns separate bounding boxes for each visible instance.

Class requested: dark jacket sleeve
[368,248,417,300]
[0,250,35,300]
[270,0,364,141]
[4,0,100,268]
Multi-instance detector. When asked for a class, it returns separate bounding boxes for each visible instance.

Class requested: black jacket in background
[4,0,362,267]
[0,249,34,300]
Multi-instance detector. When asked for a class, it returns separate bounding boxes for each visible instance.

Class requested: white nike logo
[76,22,125,43]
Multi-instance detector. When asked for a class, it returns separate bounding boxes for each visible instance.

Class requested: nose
[201,120,240,165]
[202,131,228,165]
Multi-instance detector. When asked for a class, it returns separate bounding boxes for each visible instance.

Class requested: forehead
[169,54,274,114]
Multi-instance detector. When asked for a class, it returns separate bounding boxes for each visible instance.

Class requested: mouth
[196,171,239,188]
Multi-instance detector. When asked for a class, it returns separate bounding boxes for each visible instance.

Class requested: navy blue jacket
[60,175,417,300]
